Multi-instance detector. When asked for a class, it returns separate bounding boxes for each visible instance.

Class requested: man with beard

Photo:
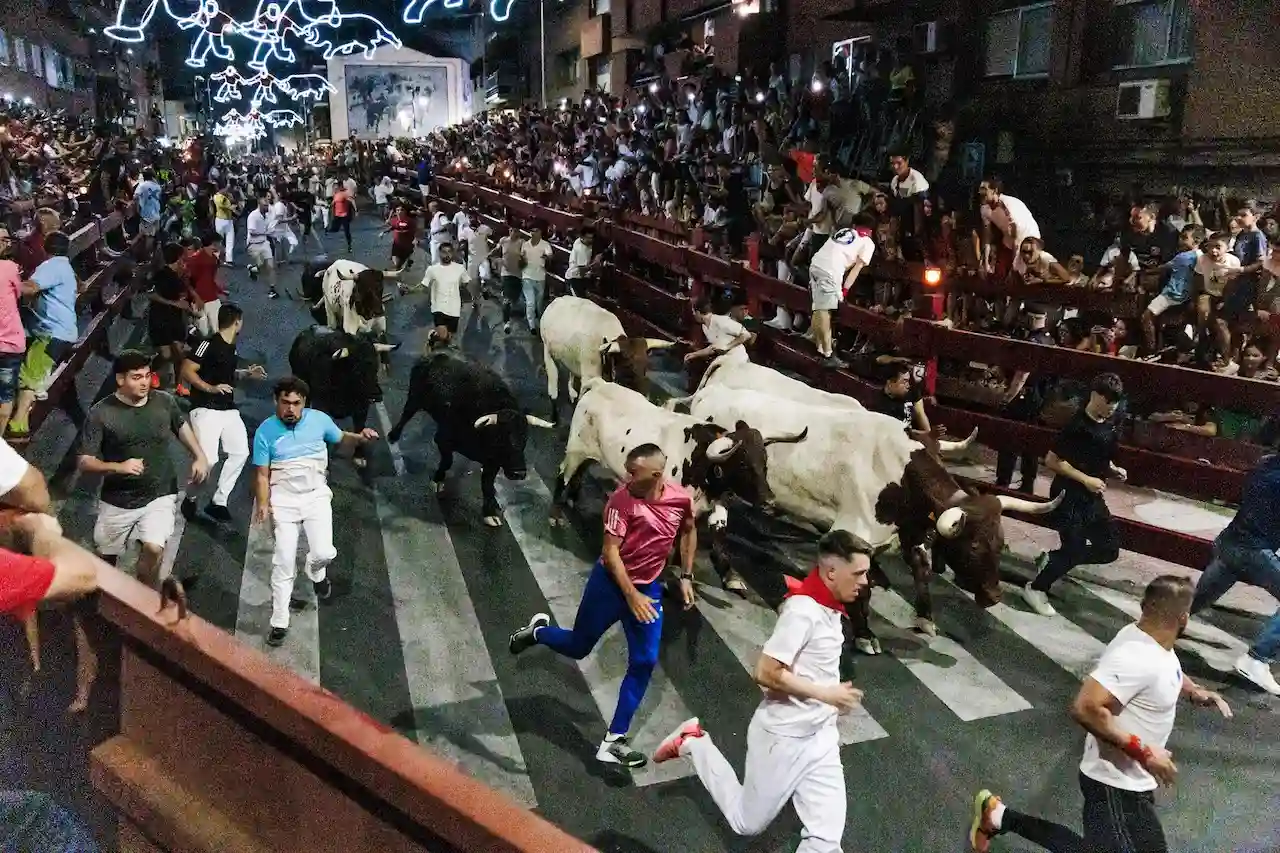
[251,376,379,647]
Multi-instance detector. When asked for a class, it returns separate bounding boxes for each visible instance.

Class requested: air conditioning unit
[1115,79,1172,120]
[913,21,949,54]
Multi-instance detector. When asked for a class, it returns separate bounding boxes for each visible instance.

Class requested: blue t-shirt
[1224,455,1280,550]
[252,409,343,500]
[1233,229,1268,282]
[29,256,79,343]
[134,180,162,223]
[1161,248,1199,301]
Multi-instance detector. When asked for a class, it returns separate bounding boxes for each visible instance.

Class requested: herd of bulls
[287,281,1062,655]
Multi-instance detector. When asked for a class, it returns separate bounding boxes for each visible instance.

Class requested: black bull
[387,353,554,525]
[288,327,392,431]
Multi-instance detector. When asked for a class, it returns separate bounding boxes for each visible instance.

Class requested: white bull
[321,259,400,336]
[667,352,865,413]
[540,296,675,421]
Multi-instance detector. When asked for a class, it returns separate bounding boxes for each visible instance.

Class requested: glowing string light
[301,10,403,59]
[178,0,235,68]
[278,73,334,100]
[401,0,516,24]
[209,66,246,102]
[261,108,304,128]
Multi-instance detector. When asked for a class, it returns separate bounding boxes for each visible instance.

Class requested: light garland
[278,73,335,100]
[178,0,235,68]
[300,10,403,59]
[402,0,518,25]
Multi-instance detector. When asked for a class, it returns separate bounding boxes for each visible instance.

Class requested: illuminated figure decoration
[261,109,304,128]
[242,0,306,70]
[209,65,247,102]
[247,71,282,107]
[402,0,516,24]
[278,73,335,101]
[301,10,402,59]
[104,0,189,43]
[179,0,235,67]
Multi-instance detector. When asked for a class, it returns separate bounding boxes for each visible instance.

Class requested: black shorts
[149,310,188,348]
[392,241,414,263]
[432,312,459,333]
[1220,276,1259,321]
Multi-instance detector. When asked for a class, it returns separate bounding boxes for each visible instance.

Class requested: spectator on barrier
[979,176,1041,283]
[1220,202,1271,368]
[15,208,60,279]
[1141,224,1203,354]
[0,229,25,438]
[1195,234,1242,368]
[871,361,929,433]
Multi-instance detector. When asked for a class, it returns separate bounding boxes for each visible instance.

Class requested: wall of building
[0,0,95,113]
[1182,0,1280,143]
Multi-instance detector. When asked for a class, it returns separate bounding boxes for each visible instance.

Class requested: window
[555,49,580,88]
[29,43,40,75]
[13,38,25,72]
[0,31,8,67]
[984,3,1054,79]
[45,49,59,88]
[592,0,610,15]
[1112,0,1191,67]
[589,56,611,94]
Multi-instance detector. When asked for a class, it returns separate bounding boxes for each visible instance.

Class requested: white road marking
[957,584,1106,679]
[234,513,321,683]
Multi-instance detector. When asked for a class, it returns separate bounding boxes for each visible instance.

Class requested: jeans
[1001,773,1167,853]
[500,275,522,322]
[1031,479,1120,592]
[1192,530,1280,662]
[536,560,663,735]
[521,278,545,332]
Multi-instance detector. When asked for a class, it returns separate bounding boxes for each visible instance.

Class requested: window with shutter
[984,3,1055,79]
[1112,0,1193,68]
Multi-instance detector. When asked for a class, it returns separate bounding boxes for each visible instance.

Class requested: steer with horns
[539,296,676,421]
[687,385,1061,650]
[555,378,808,590]
[388,352,555,527]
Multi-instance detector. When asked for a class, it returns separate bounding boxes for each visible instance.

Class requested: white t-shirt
[756,596,843,737]
[520,239,554,282]
[0,438,30,496]
[1079,623,1183,792]
[429,212,451,242]
[1195,252,1242,298]
[466,223,492,267]
[890,168,929,198]
[702,314,750,365]
[566,238,593,279]
[374,179,393,204]
[981,195,1041,249]
[810,229,876,292]
[268,200,292,235]
[245,208,273,247]
[1013,249,1059,280]
[806,181,831,236]
[452,211,469,237]
[422,262,471,318]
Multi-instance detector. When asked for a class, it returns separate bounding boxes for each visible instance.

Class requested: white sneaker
[1234,653,1280,695]
[1022,586,1057,617]
[766,307,791,330]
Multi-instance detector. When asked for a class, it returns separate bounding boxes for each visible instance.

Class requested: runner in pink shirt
[509,442,697,769]
[0,230,28,435]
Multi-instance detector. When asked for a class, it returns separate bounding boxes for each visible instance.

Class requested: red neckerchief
[853,227,873,240]
[783,570,847,616]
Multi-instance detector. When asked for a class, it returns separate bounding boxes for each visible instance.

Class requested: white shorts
[1146,293,1187,317]
[247,243,274,267]
[94,494,179,556]
[809,267,841,312]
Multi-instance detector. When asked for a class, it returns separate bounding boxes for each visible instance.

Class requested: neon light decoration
[261,109,304,128]
[179,0,234,68]
[301,11,402,59]
[402,0,517,24]
[209,66,246,102]
[104,0,180,43]
[278,73,335,100]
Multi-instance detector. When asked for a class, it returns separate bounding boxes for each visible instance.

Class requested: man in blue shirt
[133,168,163,254]
[1140,224,1203,353]
[251,376,378,646]
[1191,451,1280,695]
[416,153,434,206]
[11,231,84,437]
[1219,202,1271,358]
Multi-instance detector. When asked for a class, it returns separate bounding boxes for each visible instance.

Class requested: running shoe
[314,578,333,601]
[266,627,288,647]
[204,503,232,523]
[596,736,647,768]
[509,612,549,655]
[652,717,704,763]
[969,789,1001,853]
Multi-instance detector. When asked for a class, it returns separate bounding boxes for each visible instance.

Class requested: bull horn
[525,414,555,428]
[473,413,499,428]
[331,348,349,359]
[373,342,397,352]
[936,507,967,539]
[598,341,621,355]
[997,491,1065,515]
[705,436,742,462]
[937,428,979,454]
[381,293,396,303]
[765,427,809,447]
[644,338,676,350]
[382,268,402,280]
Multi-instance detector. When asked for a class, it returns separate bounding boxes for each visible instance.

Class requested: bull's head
[684,420,807,512]
[598,336,675,397]
[331,338,396,403]
[472,410,555,480]
[353,269,390,319]
[933,490,1063,606]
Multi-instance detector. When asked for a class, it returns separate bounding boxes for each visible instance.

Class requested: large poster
[343,64,448,138]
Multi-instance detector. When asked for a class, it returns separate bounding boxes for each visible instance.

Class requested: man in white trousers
[251,375,378,647]
[180,303,266,524]
[427,201,450,266]
[211,183,238,267]
[269,188,300,266]
[652,529,871,852]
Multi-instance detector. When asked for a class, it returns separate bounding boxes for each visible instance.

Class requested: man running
[651,530,870,852]
[419,241,470,349]
[508,443,697,768]
[180,303,266,523]
[969,575,1232,853]
[251,376,379,647]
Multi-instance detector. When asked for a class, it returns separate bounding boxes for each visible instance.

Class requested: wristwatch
[680,572,694,581]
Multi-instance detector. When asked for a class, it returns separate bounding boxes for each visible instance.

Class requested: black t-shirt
[1052,410,1119,485]
[187,334,239,411]
[872,386,919,427]
[1120,222,1180,271]
[149,267,187,329]
[291,189,315,216]
[82,392,185,509]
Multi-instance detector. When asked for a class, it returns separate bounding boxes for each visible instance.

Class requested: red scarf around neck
[783,569,847,616]
[853,226,874,240]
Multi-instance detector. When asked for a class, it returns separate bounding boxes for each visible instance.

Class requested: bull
[687,385,1060,652]
[288,327,396,432]
[387,352,555,527]
[556,378,808,591]
[539,296,675,422]
[667,351,865,413]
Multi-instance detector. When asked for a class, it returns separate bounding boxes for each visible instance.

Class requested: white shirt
[465,223,491,267]
[981,195,1041,249]
[268,200,292,235]
[374,179,393,204]
[429,212,450,242]
[1013,249,1059,279]
[452,211,469,237]
[1195,251,1242,297]
[520,239,554,282]
[1079,623,1183,792]
[421,262,470,317]
[342,177,357,197]
[890,168,929,198]
[756,596,843,736]
[806,181,831,235]
[810,229,876,291]
[566,238,593,279]
[0,438,30,496]
[702,314,749,365]
[245,208,274,247]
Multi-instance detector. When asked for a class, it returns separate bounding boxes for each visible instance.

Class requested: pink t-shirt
[603,480,693,584]
[0,260,26,354]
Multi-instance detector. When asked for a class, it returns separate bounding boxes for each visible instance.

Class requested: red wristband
[1123,734,1153,764]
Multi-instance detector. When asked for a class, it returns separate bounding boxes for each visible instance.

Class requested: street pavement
[23,215,1280,852]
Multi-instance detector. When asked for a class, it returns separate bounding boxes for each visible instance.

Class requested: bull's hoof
[548,513,564,527]
[482,515,502,527]
[854,637,881,656]
[914,617,938,637]
[352,457,368,469]
[433,481,446,494]
[722,571,748,595]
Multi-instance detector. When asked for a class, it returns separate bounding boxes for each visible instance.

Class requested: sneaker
[822,355,847,369]
[266,627,288,647]
[503,321,511,334]
[1235,653,1280,695]
[509,612,549,655]
[268,288,280,299]
[314,577,333,602]
[596,735,647,768]
[205,503,232,523]
[652,717,704,763]
[180,497,199,521]
[1022,585,1056,617]
[248,266,259,281]
[176,383,191,397]
[969,789,1002,853]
